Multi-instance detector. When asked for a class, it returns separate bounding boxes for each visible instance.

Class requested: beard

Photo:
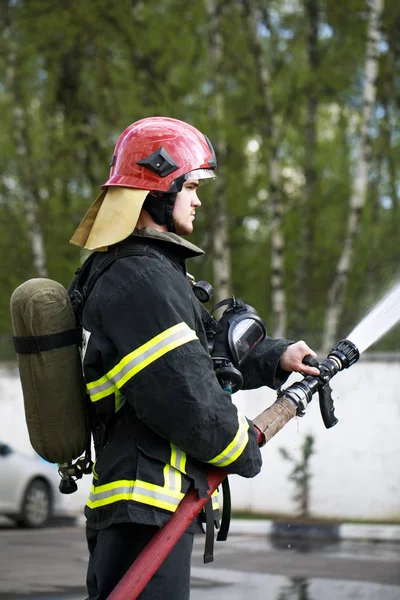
[173,216,194,236]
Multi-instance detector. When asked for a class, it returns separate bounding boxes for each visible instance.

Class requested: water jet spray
[346,280,400,354]
[277,280,400,431]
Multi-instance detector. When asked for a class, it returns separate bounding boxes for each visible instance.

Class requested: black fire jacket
[81,228,291,529]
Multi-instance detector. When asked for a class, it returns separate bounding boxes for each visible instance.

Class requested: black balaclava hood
[142,192,177,233]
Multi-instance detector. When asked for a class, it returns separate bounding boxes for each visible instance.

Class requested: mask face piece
[209,297,267,393]
[229,317,266,366]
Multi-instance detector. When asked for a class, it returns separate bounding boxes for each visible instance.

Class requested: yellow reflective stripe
[208,409,249,468]
[87,479,185,512]
[87,375,118,402]
[89,441,188,513]
[115,389,124,413]
[211,489,219,510]
[87,322,198,403]
[92,461,99,481]
[115,328,197,390]
[170,442,187,474]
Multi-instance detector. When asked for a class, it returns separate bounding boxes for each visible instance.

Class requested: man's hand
[279,341,320,377]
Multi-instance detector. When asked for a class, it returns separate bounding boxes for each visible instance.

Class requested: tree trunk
[243,0,286,337]
[322,0,383,352]
[207,0,231,304]
[3,14,48,278]
[383,10,400,221]
[366,8,399,297]
[292,0,320,341]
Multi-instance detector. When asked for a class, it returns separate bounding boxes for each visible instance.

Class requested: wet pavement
[190,535,400,599]
[0,522,399,599]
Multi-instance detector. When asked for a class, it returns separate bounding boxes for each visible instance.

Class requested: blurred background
[0,0,399,357]
[0,3,399,597]
[1,0,400,520]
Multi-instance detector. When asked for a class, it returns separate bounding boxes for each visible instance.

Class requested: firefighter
[70,116,319,600]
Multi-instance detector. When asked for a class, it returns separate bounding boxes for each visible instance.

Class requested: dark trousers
[86,522,194,600]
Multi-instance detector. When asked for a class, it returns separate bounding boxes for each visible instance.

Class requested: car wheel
[17,478,52,528]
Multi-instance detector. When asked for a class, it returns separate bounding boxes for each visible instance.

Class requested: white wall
[1,358,399,521]
[230,358,400,521]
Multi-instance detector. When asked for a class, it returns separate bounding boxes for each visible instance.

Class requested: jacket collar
[131,228,204,259]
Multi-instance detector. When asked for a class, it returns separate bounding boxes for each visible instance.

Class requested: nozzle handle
[302,355,319,369]
[303,355,339,428]
[318,383,338,429]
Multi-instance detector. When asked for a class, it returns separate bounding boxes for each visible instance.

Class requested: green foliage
[1,0,400,355]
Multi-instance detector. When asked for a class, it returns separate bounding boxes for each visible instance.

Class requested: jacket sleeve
[240,336,294,391]
[93,259,262,479]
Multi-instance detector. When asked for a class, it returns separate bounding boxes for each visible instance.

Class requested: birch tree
[380,8,400,222]
[1,0,399,353]
[366,7,400,294]
[207,0,232,303]
[322,0,384,351]
[243,0,286,337]
[2,7,48,278]
[293,0,320,340]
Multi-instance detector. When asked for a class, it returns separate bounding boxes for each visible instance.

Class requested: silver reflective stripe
[88,377,116,399]
[170,443,187,474]
[164,464,181,491]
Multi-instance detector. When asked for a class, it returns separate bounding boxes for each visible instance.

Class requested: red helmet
[104,116,216,193]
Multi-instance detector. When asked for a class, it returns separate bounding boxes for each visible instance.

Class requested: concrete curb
[340,522,400,542]
[76,515,400,542]
[229,519,400,542]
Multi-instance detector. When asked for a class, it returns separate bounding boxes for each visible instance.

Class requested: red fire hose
[107,397,296,599]
[107,466,227,599]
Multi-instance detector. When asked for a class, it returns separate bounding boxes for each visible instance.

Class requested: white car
[0,441,75,528]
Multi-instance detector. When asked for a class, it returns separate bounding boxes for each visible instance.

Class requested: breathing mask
[209,297,267,393]
[187,275,267,392]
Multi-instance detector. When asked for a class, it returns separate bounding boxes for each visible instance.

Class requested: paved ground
[0,520,399,599]
[190,533,400,599]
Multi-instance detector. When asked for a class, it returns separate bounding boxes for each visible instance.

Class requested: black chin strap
[142,192,176,233]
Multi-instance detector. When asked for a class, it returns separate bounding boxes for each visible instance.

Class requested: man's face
[172,179,201,235]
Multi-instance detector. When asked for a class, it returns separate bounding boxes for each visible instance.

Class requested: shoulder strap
[69,242,165,326]
[85,243,164,299]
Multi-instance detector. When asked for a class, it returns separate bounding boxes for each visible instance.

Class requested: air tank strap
[203,475,231,564]
[13,327,82,354]
[216,477,231,542]
[203,498,215,564]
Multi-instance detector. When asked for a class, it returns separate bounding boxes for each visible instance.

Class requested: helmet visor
[184,169,216,185]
